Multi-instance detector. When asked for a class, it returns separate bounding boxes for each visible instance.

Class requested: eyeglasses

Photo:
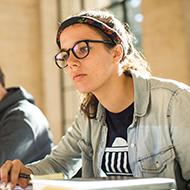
[55,39,115,69]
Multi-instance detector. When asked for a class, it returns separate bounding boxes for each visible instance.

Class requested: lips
[72,74,87,81]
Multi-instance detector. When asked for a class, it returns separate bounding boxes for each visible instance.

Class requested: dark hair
[0,67,5,87]
[58,10,151,119]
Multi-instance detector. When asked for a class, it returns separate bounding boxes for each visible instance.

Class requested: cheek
[87,50,113,70]
[88,60,114,85]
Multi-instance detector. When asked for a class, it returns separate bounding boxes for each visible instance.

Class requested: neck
[93,74,134,113]
[0,84,7,101]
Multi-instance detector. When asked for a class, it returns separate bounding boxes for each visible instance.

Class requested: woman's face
[59,24,119,94]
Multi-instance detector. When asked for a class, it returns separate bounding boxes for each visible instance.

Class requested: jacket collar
[96,70,150,121]
[131,70,150,117]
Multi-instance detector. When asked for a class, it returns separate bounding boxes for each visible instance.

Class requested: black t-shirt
[101,103,134,176]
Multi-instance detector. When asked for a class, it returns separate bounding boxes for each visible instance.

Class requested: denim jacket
[27,71,190,188]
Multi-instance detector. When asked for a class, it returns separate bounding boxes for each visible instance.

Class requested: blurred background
[0,0,189,143]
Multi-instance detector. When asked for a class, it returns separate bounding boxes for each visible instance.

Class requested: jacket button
[155,161,160,168]
[130,143,135,148]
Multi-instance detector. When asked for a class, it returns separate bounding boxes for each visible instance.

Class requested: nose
[67,52,80,69]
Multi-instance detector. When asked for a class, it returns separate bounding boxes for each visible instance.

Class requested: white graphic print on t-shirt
[103,137,132,176]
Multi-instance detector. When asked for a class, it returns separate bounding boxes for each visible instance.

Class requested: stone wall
[0,0,43,107]
[0,0,62,143]
[141,0,190,84]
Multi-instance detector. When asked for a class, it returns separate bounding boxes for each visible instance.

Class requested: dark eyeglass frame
[55,39,115,69]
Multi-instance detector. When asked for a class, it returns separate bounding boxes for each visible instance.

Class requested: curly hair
[58,10,151,119]
[0,67,5,87]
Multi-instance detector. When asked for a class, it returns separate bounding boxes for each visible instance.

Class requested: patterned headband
[56,16,123,49]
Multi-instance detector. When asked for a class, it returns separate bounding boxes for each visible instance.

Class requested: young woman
[1,10,190,190]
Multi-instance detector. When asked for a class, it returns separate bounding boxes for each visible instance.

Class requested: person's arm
[0,110,43,165]
[169,88,190,182]
[26,113,84,178]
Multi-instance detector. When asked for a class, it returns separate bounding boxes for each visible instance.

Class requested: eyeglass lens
[55,41,89,68]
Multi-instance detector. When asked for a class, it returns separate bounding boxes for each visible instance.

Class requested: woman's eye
[62,53,69,60]
[73,42,89,58]
[64,54,69,59]
[79,46,88,53]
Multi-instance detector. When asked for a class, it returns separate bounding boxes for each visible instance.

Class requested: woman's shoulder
[148,75,190,93]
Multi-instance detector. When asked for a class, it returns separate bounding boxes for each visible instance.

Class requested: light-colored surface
[31,178,176,190]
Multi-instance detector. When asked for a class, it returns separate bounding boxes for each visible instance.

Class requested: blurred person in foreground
[0,67,53,165]
[0,9,190,190]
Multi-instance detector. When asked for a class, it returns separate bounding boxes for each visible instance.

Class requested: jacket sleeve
[26,112,85,178]
[169,88,190,181]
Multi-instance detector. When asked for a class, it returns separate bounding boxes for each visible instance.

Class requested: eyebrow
[60,41,78,51]
[59,40,81,51]
[60,39,104,51]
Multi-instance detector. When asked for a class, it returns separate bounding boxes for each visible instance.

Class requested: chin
[76,86,92,94]
[78,89,90,93]
[75,84,94,94]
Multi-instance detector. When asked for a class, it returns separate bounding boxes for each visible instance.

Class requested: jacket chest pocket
[138,146,175,175]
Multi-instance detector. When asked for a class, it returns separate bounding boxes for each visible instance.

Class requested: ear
[112,44,123,64]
